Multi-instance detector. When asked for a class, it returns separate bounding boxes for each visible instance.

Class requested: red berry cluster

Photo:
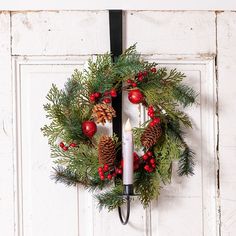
[127,67,157,88]
[89,88,117,104]
[127,71,147,87]
[147,106,161,127]
[59,142,77,151]
[142,151,157,173]
[98,164,115,181]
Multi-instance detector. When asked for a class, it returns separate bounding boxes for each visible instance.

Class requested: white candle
[123,118,134,185]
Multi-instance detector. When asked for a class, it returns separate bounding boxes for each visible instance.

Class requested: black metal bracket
[118,195,131,225]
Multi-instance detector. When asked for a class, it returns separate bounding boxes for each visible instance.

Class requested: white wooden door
[2,10,233,236]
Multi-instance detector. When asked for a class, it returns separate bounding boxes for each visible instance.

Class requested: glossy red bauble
[82,121,97,138]
[128,89,144,104]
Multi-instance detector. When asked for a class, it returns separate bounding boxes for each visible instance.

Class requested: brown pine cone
[141,124,162,148]
[98,135,116,167]
[92,103,116,125]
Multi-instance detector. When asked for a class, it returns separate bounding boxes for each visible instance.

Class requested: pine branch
[178,148,195,176]
[134,170,160,207]
[166,120,195,176]
[51,166,83,186]
[172,84,197,107]
[95,183,124,211]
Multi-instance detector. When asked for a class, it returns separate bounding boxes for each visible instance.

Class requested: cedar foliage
[41,45,197,211]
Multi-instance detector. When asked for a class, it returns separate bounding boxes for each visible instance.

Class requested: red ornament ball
[128,89,144,104]
[82,120,97,138]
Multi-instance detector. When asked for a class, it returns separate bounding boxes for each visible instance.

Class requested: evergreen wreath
[41,45,197,211]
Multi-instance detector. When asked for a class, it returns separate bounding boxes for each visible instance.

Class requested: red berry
[98,167,103,172]
[127,79,132,84]
[94,92,101,98]
[148,106,154,112]
[151,163,156,168]
[153,117,161,124]
[151,68,157,73]
[107,174,112,180]
[143,71,148,76]
[138,72,143,77]
[112,172,117,177]
[144,165,150,171]
[147,151,153,156]
[70,143,77,147]
[148,111,154,117]
[149,113,155,119]
[149,121,155,127]
[100,175,105,180]
[103,98,111,104]
[110,89,117,97]
[132,82,137,87]
[150,158,155,164]
[62,146,68,151]
[59,142,65,148]
[142,154,149,161]
[90,94,96,102]
[138,75,143,81]
[133,152,139,157]
[103,164,109,172]
[117,169,122,174]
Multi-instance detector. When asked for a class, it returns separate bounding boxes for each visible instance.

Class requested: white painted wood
[13,57,91,236]
[217,12,236,236]
[125,11,216,55]
[0,0,236,11]
[0,12,15,236]
[11,11,110,56]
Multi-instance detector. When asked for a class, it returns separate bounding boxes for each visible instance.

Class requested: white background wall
[0,8,236,236]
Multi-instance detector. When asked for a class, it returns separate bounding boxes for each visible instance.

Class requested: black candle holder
[118,184,138,225]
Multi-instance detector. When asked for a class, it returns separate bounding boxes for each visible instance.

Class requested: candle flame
[124,118,132,131]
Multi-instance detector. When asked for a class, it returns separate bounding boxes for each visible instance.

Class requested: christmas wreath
[41,45,197,211]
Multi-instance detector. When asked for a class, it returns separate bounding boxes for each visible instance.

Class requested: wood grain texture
[217,11,236,236]
[0,12,15,236]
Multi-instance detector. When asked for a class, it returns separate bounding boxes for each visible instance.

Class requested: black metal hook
[118,195,131,225]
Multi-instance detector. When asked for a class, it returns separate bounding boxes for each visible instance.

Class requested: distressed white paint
[0,0,236,11]
[0,12,15,236]
[217,12,236,236]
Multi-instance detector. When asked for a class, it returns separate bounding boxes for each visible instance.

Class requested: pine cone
[141,124,162,148]
[92,103,116,125]
[98,135,116,167]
